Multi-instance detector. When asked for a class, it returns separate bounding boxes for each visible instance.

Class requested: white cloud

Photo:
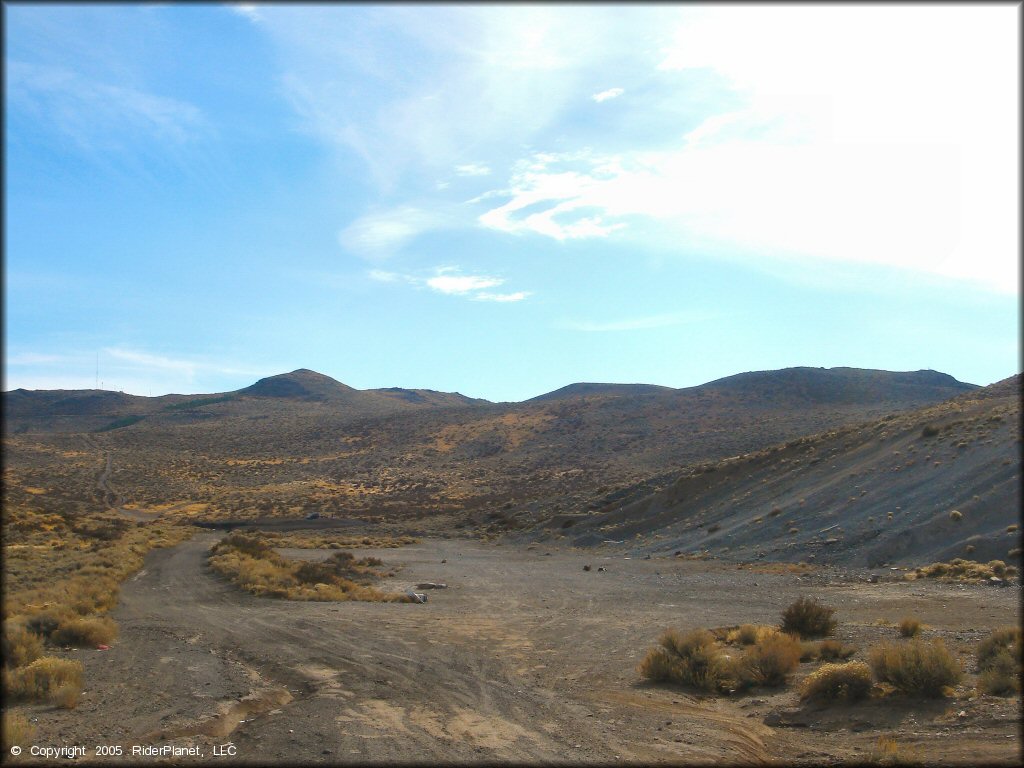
[454,163,492,177]
[468,4,1018,294]
[7,61,207,149]
[4,347,263,395]
[368,268,530,302]
[231,5,262,23]
[473,291,530,303]
[426,274,503,295]
[339,206,449,259]
[591,87,624,103]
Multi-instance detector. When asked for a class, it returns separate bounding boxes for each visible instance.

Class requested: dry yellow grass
[4,656,83,703]
[2,621,43,668]
[898,617,922,638]
[2,712,35,750]
[801,661,873,703]
[868,639,962,697]
[910,558,1018,582]
[736,632,801,687]
[781,596,837,638]
[260,531,417,549]
[208,533,412,603]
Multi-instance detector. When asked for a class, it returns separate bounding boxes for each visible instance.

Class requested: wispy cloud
[473,291,530,303]
[4,347,263,395]
[339,206,451,260]
[454,163,492,177]
[591,87,624,103]
[426,274,503,295]
[561,311,714,332]
[7,60,207,150]
[230,4,262,23]
[367,267,530,303]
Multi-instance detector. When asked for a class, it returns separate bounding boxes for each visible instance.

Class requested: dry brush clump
[911,558,1018,582]
[800,661,874,703]
[976,626,1022,697]
[781,597,837,639]
[899,617,922,638]
[868,639,962,697]
[256,531,418,549]
[638,628,733,692]
[3,656,83,707]
[208,533,412,603]
[2,712,35,750]
[735,631,802,688]
[2,621,43,668]
[639,626,803,693]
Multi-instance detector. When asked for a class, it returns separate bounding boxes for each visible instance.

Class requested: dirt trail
[22,537,1022,765]
[83,436,164,522]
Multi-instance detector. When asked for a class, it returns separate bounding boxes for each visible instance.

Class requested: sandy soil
[13,535,1021,765]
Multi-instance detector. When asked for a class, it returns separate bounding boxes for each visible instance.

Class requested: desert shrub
[2,622,43,668]
[50,616,118,647]
[818,638,856,660]
[871,735,920,765]
[949,510,962,522]
[51,682,81,709]
[706,524,721,534]
[638,628,733,692]
[4,657,83,702]
[736,632,801,687]
[921,425,940,438]
[799,640,821,662]
[24,609,72,639]
[978,651,1020,697]
[899,617,922,638]
[781,597,837,638]
[800,661,873,703]
[914,559,1019,582]
[729,624,773,646]
[977,627,1022,670]
[868,639,962,697]
[2,712,35,750]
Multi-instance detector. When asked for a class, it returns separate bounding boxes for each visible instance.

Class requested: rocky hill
[546,375,1019,567]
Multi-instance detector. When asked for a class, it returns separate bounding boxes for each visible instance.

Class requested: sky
[4,3,1020,402]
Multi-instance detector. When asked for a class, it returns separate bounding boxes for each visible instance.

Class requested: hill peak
[238,369,355,400]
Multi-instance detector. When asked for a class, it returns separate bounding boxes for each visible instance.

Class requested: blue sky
[4,4,1019,401]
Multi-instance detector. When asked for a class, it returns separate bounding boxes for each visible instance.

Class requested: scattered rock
[597,567,606,572]
[441,559,447,564]
[583,565,591,571]
[764,709,810,728]
[407,591,428,603]
[415,582,447,589]
[868,574,879,583]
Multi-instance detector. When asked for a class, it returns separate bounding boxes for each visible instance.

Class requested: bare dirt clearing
[15,536,1021,765]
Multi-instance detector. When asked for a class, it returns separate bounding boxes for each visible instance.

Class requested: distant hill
[238,369,357,401]
[3,365,993,541]
[548,374,1019,567]
[528,383,675,402]
[696,367,976,405]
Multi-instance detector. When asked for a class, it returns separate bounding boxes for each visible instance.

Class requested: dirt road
[21,536,1022,765]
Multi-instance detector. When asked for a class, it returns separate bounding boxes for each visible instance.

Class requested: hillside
[2,366,983,537]
[549,375,1020,566]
